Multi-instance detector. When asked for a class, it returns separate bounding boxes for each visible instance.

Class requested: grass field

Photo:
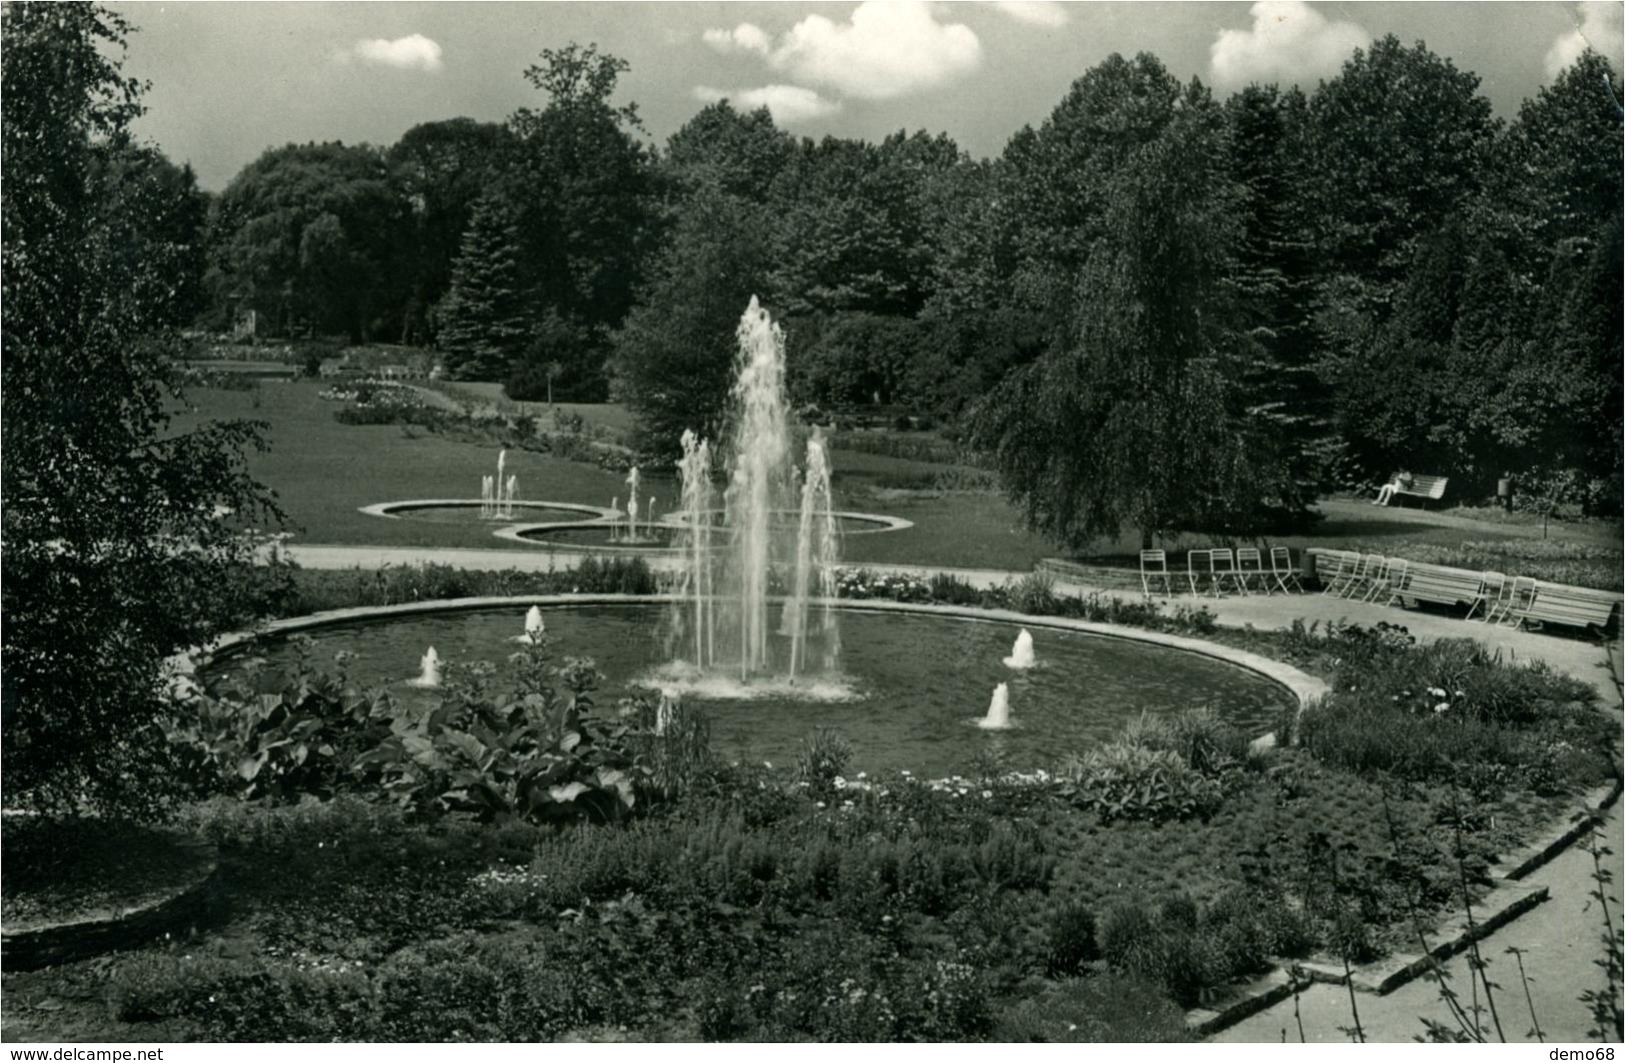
[171,381,1621,582]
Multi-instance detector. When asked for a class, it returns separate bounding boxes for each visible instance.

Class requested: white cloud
[1544,2,1623,78]
[703,23,772,56]
[1209,1,1370,93]
[694,84,842,125]
[343,33,444,72]
[979,2,1068,28]
[701,1,981,101]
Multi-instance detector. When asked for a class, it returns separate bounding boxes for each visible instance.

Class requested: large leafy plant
[169,629,657,824]
[359,634,639,823]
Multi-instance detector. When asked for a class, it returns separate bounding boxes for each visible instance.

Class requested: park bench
[1507,583,1621,634]
[1394,563,1485,610]
[1380,474,1449,508]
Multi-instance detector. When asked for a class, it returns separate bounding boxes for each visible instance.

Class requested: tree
[388,118,515,345]
[211,141,402,340]
[1305,36,1498,309]
[612,186,775,456]
[507,43,657,397]
[664,99,794,202]
[972,105,1288,549]
[436,192,530,380]
[1225,85,1327,509]
[2,2,279,814]
[916,55,1190,420]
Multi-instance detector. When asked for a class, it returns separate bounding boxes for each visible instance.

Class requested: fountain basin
[359,500,614,525]
[204,597,1320,778]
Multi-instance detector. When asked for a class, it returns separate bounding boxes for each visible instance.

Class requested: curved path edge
[183,593,1329,717]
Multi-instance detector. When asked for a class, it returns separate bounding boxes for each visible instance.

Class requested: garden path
[1213,796,1622,1044]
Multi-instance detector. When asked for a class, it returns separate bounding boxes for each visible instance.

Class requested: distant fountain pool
[227,604,1293,777]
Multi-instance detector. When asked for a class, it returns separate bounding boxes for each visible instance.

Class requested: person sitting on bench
[1373,470,1413,506]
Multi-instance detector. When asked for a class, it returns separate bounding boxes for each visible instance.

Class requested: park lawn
[168,381,634,552]
[170,381,1621,585]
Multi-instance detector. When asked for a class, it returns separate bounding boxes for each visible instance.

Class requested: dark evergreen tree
[436,192,530,380]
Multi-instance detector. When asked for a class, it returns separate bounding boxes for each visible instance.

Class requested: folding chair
[1343,554,1383,600]
[1236,547,1270,595]
[1139,549,1172,598]
[1364,558,1407,604]
[1327,552,1368,597]
[1497,577,1537,628]
[1209,548,1245,596]
[1270,547,1303,594]
[1465,571,1505,622]
[1185,549,1212,596]
[1318,550,1353,594]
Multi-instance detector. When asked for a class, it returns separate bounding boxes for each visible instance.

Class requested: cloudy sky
[109,1,1624,190]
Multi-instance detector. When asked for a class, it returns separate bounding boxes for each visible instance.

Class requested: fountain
[665,297,842,687]
[479,451,517,519]
[625,467,642,542]
[979,683,1012,730]
[1003,629,1036,669]
[514,606,545,644]
[408,647,442,688]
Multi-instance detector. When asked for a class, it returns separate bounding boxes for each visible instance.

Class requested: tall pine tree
[436,192,529,380]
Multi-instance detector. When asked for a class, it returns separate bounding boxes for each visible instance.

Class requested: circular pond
[517,525,683,549]
[229,605,1293,777]
[388,503,595,525]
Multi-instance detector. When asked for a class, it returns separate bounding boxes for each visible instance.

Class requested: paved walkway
[1217,796,1622,1044]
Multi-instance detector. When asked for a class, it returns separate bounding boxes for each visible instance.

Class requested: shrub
[1058,741,1224,824]
[1294,634,1611,794]
[1043,900,1098,977]
[795,727,853,793]
[1009,570,1058,615]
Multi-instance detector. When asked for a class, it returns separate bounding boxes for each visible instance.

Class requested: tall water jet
[409,647,442,688]
[1003,629,1036,669]
[979,683,1012,730]
[666,297,841,685]
[625,467,642,541]
[673,430,717,668]
[787,429,841,678]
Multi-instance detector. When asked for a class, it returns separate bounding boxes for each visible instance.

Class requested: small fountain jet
[978,683,1012,730]
[1003,629,1036,669]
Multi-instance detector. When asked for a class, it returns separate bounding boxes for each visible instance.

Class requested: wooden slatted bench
[1395,563,1484,609]
[1511,583,1621,634]
[1391,474,1448,507]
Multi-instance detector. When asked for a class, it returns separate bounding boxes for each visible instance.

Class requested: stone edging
[0,839,220,973]
[183,594,1328,715]
[1186,775,1624,1036]
[355,499,915,553]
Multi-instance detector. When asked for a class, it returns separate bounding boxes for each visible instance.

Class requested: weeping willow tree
[972,102,1294,551]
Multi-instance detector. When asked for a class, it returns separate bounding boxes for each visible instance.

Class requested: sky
[107,1,1625,191]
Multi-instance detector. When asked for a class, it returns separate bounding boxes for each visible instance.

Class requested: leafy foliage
[1,2,280,814]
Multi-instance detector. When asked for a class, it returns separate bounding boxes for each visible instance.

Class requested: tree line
[183,37,1621,532]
